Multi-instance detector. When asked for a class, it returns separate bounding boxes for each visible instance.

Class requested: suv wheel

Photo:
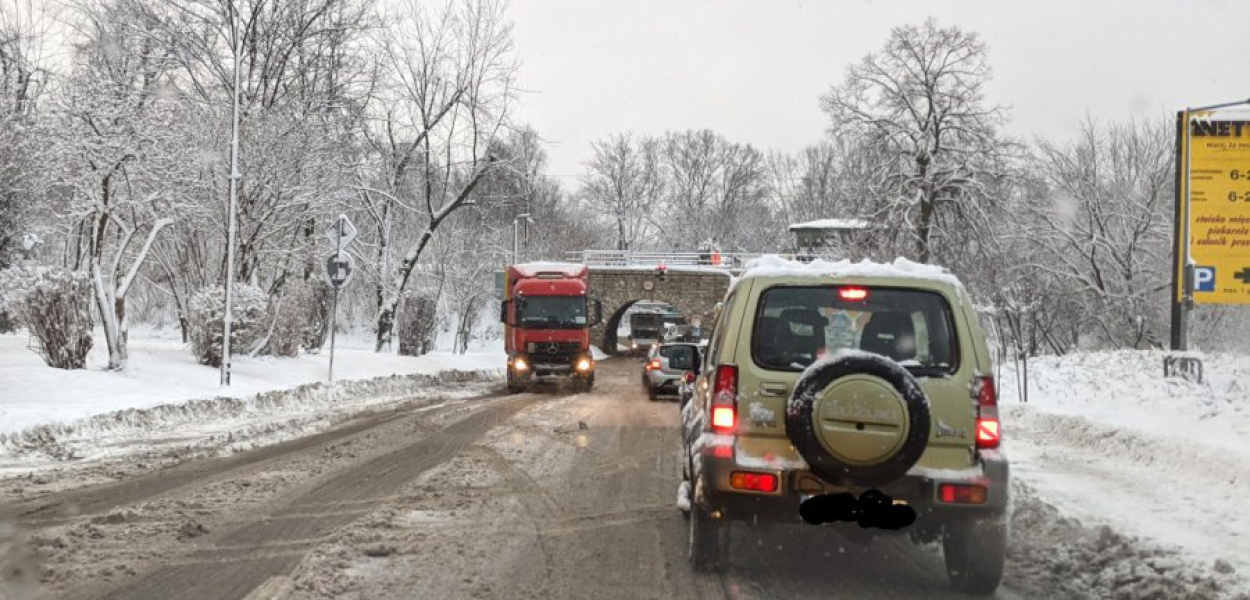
[688,502,728,572]
[785,354,931,485]
[943,517,1007,595]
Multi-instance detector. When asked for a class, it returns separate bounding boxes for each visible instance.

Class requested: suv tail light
[711,364,738,434]
[974,376,1000,449]
[646,359,661,371]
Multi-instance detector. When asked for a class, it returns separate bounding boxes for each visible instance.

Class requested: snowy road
[0,360,1034,600]
[3,359,1246,599]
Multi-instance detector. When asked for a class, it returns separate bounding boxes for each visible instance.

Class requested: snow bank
[1000,350,1250,454]
[0,332,504,438]
[1008,480,1247,600]
[1001,349,1250,588]
[0,369,497,465]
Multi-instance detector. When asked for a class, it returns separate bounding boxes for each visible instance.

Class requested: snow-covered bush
[398,294,437,356]
[0,265,94,369]
[300,280,333,352]
[186,284,268,367]
[263,280,329,357]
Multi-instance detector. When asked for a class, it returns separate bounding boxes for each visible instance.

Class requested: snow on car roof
[739,254,963,287]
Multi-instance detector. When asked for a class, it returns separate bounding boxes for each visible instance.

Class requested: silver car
[641,342,699,401]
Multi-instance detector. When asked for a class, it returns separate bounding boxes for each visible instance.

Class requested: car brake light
[938,483,987,504]
[730,471,778,492]
[838,286,869,301]
[973,376,1000,449]
[711,364,738,434]
[647,359,661,371]
[712,406,736,430]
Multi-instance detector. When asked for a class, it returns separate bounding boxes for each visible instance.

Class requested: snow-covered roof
[788,218,871,231]
[511,261,587,277]
[739,254,962,287]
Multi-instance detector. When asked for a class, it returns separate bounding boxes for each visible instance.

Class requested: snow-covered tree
[820,18,1013,264]
[1021,118,1174,349]
[370,0,518,351]
[579,133,664,252]
[37,1,194,370]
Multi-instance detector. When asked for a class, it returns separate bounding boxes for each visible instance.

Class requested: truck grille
[527,341,581,356]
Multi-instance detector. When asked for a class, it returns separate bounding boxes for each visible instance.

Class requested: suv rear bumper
[696,446,1008,525]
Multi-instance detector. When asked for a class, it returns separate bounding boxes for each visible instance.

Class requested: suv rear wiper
[905,366,951,378]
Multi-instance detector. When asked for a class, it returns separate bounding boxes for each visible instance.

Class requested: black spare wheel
[785,353,931,485]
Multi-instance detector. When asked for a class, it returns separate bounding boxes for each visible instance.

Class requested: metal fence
[566,250,801,268]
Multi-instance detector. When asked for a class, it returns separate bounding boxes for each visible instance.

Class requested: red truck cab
[500,262,602,393]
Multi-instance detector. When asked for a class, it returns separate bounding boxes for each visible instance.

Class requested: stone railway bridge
[588,267,733,353]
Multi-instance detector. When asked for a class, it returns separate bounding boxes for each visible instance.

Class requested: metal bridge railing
[565,250,800,268]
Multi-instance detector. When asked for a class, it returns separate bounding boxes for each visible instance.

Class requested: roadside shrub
[398,294,437,356]
[300,279,333,352]
[0,265,93,369]
[186,284,268,367]
[264,280,330,357]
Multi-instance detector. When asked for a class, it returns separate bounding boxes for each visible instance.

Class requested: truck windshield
[518,296,588,329]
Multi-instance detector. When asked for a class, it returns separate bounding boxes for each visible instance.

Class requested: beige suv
[677,257,1008,594]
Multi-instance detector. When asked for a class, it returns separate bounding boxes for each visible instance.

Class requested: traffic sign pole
[323,214,358,384]
[329,285,339,383]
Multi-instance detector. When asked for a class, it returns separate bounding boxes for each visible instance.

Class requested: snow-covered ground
[0,327,503,436]
[0,327,506,471]
[1000,350,1250,590]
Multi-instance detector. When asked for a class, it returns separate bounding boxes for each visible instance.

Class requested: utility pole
[513,213,530,264]
[220,0,244,386]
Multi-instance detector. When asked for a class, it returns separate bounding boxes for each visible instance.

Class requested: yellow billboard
[1181,108,1250,305]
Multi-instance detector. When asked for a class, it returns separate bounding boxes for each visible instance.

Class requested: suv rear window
[751,286,958,375]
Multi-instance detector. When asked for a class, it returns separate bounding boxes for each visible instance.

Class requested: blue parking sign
[1194,266,1216,292]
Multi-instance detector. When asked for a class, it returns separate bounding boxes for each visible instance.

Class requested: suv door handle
[760,382,788,397]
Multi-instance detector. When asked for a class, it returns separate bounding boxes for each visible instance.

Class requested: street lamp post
[513,213,531,264]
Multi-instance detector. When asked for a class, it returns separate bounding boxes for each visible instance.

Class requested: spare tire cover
[786,353,931,485]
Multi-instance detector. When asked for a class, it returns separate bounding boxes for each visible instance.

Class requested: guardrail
[565,250,801,268]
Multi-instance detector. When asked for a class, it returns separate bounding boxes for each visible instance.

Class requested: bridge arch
[588,267,732,354]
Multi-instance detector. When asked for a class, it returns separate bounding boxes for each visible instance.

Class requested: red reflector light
[730,471,778,492]
[711,444,733,459]
[838,287,869,301]
[683,371,696,384]
[938,484,987,504]
[976,418,1000,449]
[711,364,738,434]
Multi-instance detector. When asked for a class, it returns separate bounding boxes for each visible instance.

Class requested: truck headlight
[514,357,528,372]
[576,357,592,372]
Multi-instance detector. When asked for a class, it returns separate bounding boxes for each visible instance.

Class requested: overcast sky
[508,0,1250,183]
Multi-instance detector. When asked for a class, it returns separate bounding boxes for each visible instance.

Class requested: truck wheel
[943,517,1007,595]
[785,353,930,485]
[506,372,525,394]
[689,501,728,572]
